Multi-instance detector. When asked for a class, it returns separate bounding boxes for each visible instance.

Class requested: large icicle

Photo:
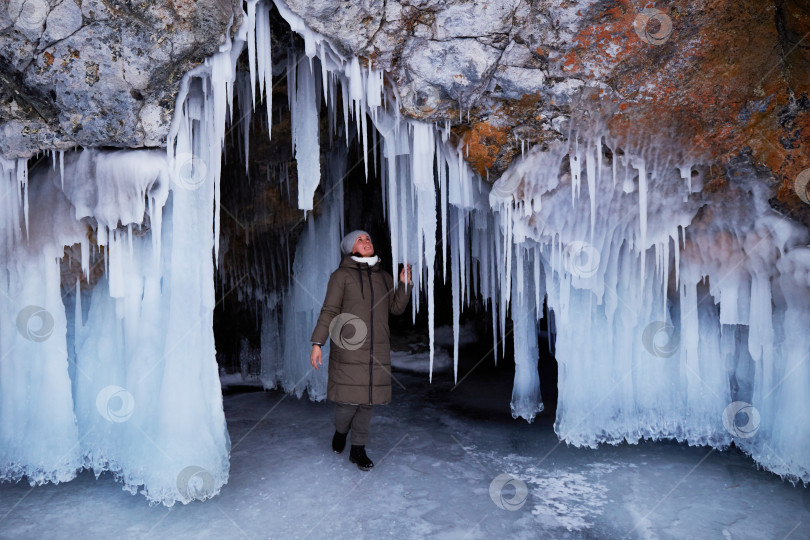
[510,244,544,422]
[290,54,321,213]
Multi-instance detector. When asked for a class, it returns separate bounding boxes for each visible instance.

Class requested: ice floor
[1,361,808,539]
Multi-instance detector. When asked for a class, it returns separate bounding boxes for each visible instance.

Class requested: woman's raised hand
[399,262,412,284]
[310,344,322,369]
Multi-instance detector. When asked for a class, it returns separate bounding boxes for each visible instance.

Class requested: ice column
[510,244,544,422]
[0,158,82,484]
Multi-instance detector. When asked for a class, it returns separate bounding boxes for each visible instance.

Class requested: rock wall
[1,0,809,223]
[277,0,810,220]
[0,0,241,156]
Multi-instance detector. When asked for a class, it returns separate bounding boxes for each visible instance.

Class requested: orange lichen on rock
[456,122,510,178]
[561,0,647,77]
[587,0,809,209]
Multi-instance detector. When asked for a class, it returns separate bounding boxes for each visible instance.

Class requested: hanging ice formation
[486,132,810,484]
[261,145,347,398]
[0,4,264,504]
[262,0,506,399]
[267,0,809,484]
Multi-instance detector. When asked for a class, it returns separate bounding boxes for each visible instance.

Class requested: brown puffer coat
[310,253,413,405]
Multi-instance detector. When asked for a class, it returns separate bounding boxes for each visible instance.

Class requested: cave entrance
[211,11,558,421]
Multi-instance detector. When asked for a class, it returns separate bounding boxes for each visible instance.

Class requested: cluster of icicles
[259,0,810,486]
[0,0,807,507]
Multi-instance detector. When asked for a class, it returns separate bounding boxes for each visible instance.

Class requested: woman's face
[352,234,374,257]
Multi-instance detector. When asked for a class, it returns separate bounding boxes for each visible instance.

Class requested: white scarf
[351,254,379,266]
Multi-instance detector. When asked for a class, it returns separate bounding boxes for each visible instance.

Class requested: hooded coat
[310,253,414,405]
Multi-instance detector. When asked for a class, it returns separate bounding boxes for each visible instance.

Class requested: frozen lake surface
[1,367,807,539]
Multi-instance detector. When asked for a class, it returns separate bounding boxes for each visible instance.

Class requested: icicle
[320,43,329,103]
[59,150,65,190]
[256,0,273,137]
[411,122,437,380]
[17,158,29,242]
[674,226,680,289]
[611,145,617,187]
[489,223,499,365]
[585,141,597,238]
[291,57,321,211]
[438,143,448,283]
[679,165,692,195]
[570,139,581,206]
[246,0,257,109]
[74,276,82,334]
[451,207,461,383]
[534,244,542,316]
[636,157,647,282]
[127,223,133,259]
[510,251,543,422]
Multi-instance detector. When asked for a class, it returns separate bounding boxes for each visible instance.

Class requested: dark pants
[334,403,374,445]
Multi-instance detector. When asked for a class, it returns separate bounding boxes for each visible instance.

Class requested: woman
[310,230,413,470]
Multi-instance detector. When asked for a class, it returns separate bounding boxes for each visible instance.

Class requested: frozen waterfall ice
[0,2,251,503]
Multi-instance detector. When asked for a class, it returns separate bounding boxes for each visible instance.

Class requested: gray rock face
[1,0,807,214]
[285,0,551,112]
[277,0,598,177]
[43,0,83,44]
[0,0,242,158]
[277,0,810,211]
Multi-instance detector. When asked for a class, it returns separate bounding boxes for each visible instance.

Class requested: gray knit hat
[341,229,372,255]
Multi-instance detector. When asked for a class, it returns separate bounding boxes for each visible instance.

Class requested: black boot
[332,431,348,453]
[349,445,374,471]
